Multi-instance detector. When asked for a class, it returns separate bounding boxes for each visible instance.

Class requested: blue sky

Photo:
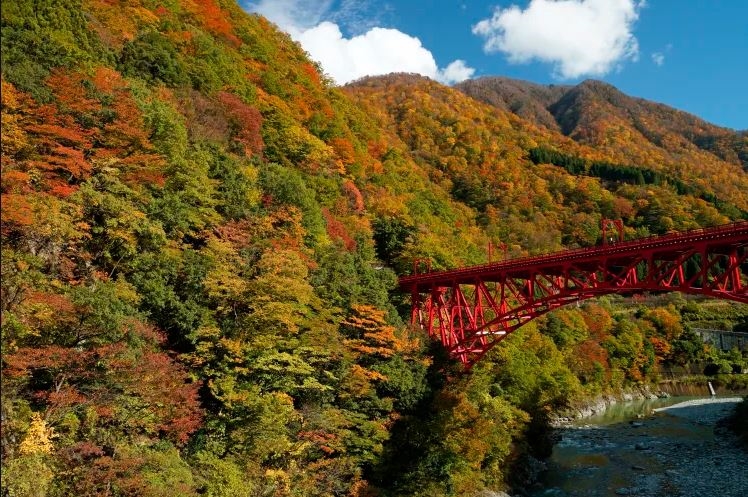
[245,1,748,130]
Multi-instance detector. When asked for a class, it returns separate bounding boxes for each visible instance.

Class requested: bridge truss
[399,222,748,367]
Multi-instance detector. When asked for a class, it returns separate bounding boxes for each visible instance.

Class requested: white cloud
[472,0,642,79]
[651,43,672,66]
[244,0,475,85]
[244,0,330,34]
[438,60,476,84]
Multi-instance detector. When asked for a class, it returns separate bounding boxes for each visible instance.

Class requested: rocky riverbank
[550,386,671,427]
[649,398,748,497]
[529,397,748,497]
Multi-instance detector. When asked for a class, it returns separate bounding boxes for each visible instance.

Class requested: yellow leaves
[85,1,158,45]
[183,325,222,367]
[19,413,55,455]
[201,236,247,308]
[251,249,314,310]
[286,125,334,168]
[207,376,250,408]
[1,80,32,159]
[340,365,380,398]
[108,277,141,307]
[264,468,291,495]
[1,112,30,160]
[343,304,387,331]
[218,337,246,363]
[343,305,397,359]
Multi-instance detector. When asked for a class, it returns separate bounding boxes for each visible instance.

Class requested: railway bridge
[399,222,748,367]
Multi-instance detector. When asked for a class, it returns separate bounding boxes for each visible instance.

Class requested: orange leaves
[27,120,92,150]
[47,69,98,116]
[2,79,90,189]
[330,137,356,165]
[7,68,166,190]
[342,364,386,398]
[342,304,417,362]
[185,0,241,46]
[570,339,610,382]
[34,145,89,179]
[342,180,365,213]
[90,65,119,93]
[581,303,613,340]
[0,194,34,231]
[649,336,672,362]
[646,307,683,340]
[89,67,154,158]
[301,62,322,86]
[0,170,31,194]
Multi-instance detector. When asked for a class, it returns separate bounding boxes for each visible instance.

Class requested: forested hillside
[458,77,748,171]
[1,1,747,496]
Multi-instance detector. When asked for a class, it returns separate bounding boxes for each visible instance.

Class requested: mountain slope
[458,77,748,172]
[2,3,747,497]
[345,74,747,250]
[456,76,569,131]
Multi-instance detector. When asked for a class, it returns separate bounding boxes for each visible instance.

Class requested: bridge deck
[400,221,748,291]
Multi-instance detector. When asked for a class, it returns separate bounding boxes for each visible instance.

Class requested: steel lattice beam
[400,222,748,367]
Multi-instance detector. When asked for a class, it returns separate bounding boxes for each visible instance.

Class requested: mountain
[345,73,747,246]
[457,77,748,170]
[455,76,570,131]
[2,2,747,497]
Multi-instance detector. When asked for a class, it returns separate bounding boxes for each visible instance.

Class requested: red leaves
[5,322,203,445]
[217,91,264,157]
[24,109,94,183]
[298,429,339,455]
[4,345,91,379]
[57,445,148,497]
[127,351,203,444]
[342,180,365,213]
[322,208,356,251]
[48,183,79,198]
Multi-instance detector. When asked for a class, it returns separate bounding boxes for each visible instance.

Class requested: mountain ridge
[455,76,748,169]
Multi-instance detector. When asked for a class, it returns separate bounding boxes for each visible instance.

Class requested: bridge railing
[400,221,748,287]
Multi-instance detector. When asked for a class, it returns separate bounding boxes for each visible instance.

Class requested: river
[530,397,748,497]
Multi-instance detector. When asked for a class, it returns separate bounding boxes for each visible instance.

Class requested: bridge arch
[399,222,748,367]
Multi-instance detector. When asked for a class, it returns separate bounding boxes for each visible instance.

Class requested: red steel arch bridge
[399,222,748,368]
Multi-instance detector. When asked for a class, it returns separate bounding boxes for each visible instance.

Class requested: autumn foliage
[2,1,747,496]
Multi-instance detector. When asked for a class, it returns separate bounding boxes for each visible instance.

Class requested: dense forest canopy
[1,1,747,496]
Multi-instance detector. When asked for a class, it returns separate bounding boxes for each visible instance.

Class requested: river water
[530,396,748,497]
